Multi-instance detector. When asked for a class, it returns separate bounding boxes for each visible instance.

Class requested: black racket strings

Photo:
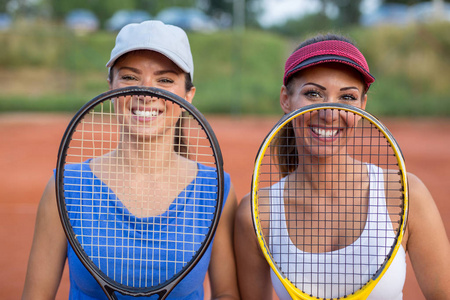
[256,108,404,296]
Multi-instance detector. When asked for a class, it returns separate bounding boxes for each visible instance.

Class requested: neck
[115,128,180,173]
[293,154,362,191]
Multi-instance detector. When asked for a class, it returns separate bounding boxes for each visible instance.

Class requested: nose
[318,108,339,124]
[134,94,158,103]
[140,74,157,89]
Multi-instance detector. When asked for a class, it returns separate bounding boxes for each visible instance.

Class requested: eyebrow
[154,69,179,76]
[117,66,179,76]
[303,82,326,90]
[340,86,360,91]
[117,66,141,74]
[303,82,360,92]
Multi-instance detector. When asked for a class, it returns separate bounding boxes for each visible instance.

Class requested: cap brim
[285,55,375,89]
[106,45,190,74]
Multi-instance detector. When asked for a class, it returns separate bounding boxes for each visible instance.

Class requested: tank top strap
[268,177,289,252]
[366,164,393,231]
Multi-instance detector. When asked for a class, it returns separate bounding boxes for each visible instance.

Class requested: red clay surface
[1,113,449,299]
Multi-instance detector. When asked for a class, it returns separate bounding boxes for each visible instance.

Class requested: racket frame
[251,103,409,300]
[55,86,225,299]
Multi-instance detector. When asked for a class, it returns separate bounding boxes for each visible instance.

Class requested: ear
[280,85,291,113]
[184,86,196,104]
[107,68,113,90]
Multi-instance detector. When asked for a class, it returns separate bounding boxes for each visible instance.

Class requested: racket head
[55,86,224,299]
[251,103,408,300]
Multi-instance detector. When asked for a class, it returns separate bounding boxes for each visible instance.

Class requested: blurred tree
[200,0,233,26]
[317,0,363,26]
[46,0,200,23]
[3,0,262,29]
[383,0,428,4]
[144,0,196,15]
[271,12,336,37]
[4,0,45,16]
[200,0,262,28]
[46,0,132,24]
[0,0,7,12]
[334,0,363,26]
[268,0,361,36]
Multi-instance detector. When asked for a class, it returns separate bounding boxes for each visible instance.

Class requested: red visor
[283,40,375,91]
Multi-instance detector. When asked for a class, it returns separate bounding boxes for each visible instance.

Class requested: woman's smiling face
[281,63,367,158]
[108,50,195,140]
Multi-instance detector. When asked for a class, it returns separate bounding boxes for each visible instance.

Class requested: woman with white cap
[234,33,450,300]
[23,20,239,300]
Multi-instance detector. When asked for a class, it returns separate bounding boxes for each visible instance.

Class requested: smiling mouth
[311,127,339,138]
[132,109,159,118]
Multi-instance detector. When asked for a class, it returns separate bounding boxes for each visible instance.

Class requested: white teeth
[133,109,158,117]
[312,127,338,137]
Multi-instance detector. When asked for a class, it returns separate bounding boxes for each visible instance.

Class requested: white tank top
[269,164,406,300]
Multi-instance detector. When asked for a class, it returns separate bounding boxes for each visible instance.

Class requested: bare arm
[208,183,240,299]
[22,176,68,300]
[234,194,273,300]
[405,173,450,299]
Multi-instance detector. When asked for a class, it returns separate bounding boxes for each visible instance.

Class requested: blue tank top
[60,161,230,299]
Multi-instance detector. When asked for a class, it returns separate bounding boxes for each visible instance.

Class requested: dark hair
[275,33,360,176]
[271,121,298,177]
[294,33,354,50]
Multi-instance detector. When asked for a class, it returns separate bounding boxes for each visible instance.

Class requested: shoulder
[403,173,450,298]
[405,172,430,224]
[234,192,260,250]
[40,175,58,208]
[407,172,427,193]
[404,171,446,247]
[406,172,434,216]
[237,193,250,211]
[235,193,252,229]
[197,163,231,189]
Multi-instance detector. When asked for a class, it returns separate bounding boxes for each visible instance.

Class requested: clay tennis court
[1,113,449,299]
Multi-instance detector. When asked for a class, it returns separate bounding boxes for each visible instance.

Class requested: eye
[121,74,138,81]
[340,94,358,101]
[158,78,174,84]
[303,89,322,99]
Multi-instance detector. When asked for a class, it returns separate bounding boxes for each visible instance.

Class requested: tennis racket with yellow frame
[251,103,408,300]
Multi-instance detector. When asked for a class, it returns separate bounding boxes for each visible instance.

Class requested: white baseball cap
[106,20,194,81]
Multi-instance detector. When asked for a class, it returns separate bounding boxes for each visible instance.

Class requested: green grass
[0,21,449,117]
[191,30,287,115]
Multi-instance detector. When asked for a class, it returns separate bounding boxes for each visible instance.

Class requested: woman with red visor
[234,34,450,300]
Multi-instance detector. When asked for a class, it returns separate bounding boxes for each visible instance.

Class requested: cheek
[341,111,361,128]
[291,114,310,140]
[164,101,183,125]
[114,97,131,116]
[287,97,309,113]
[339,111,362,139]
[110,80,123,91]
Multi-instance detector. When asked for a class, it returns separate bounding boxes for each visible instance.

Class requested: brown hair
[271,121,298,177]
